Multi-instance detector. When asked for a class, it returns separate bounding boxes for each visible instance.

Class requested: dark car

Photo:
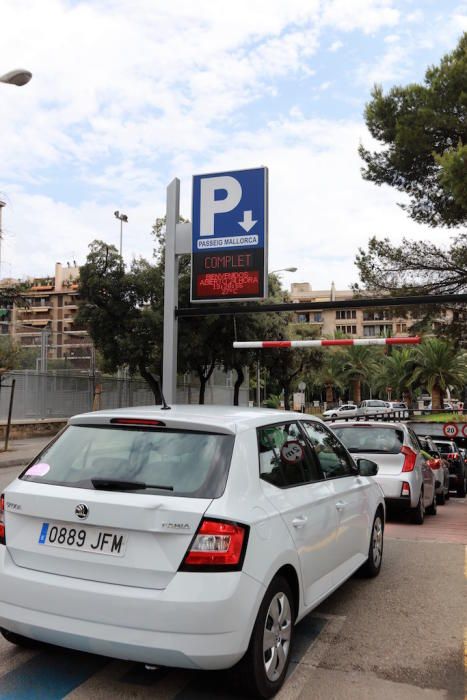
[418,436,450,505]
[433,440,467,497]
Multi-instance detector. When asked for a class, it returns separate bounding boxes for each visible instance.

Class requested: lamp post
[114,211,128,259]
[0,69,32,86]
[269,267,298,274]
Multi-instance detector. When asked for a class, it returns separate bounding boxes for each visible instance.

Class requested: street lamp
[114,210,128,259]
[0,200,5,281]
[269,267,298,274]
[0,69,32,86]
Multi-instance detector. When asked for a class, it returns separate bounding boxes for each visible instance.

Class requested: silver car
[332,421,436,524]
[358,400,390,417]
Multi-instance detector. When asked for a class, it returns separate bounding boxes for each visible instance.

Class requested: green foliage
[410,338,467,410]
[359,33,467,228]
[77,240,163,400]
[342,346,382,404]
[372,348,416,405]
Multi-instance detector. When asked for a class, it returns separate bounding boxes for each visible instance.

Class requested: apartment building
[7,262,92,365]
[289,282,412,337]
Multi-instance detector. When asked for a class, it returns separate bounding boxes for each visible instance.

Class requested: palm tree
[315,351,345,404]
[374,348,417,406]
[342,346,380,404]
[410,338,467,410]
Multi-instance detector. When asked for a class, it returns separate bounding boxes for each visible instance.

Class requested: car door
[300,420,371,579]
[408,428,434,507]
[258,421,338,607]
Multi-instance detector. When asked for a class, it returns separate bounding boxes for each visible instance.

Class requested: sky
[0,0,466,292]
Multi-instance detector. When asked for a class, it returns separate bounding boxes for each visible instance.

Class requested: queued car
[322,403,359,419]
[418,436,450,505]
[386,402,410,418]
[358,400,390,417]
[433,440,467,497]
[332,421,436,524]
[0,406,385,699]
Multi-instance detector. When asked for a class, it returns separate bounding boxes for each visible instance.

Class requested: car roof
[69,405,322,435]
[331,420,407,430]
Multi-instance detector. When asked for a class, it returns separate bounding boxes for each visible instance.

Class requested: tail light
[179,518,249,572]
[0,494,5,545]
[401,446,417,472]
[427,458,441,469]
[401,482,411,497]
[447,453,459,460]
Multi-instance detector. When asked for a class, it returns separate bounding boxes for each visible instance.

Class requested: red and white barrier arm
[233,337,421,349]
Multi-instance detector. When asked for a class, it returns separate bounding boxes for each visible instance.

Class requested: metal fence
[0,370,249,420]
[0,371,156,420]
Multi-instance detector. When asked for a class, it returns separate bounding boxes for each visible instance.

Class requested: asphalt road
[0,465,465,699]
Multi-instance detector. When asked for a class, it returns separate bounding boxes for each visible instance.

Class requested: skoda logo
[75,504,89,520]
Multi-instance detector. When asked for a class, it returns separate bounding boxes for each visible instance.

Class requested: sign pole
[162,178,180,404]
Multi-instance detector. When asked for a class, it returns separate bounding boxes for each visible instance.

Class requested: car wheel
[237,575,294,699]
[410,491,425,525]
[457,476,467,498]
[360,510,384,578]
[436,490,446,505]
[445,486,450,500]
[426,490,437,515]
[1,628,42,649]
[331,413,338,419]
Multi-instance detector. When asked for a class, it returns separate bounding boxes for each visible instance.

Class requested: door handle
[292,516,308,528]
[335,500,346,511]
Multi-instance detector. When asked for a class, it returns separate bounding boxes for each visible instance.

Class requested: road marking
[0,648,107,699]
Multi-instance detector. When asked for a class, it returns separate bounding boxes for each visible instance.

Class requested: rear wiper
[91,478,173,491]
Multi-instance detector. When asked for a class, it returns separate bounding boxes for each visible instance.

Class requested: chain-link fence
[0,371,155,420]
[0,370,249,420]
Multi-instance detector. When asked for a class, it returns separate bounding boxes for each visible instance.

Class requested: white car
[322,403,358,419]
[0,406,385,698]
[332,421,436,524]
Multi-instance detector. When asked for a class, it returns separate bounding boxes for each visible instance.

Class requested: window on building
[297,313,309,323]
[313,313,323,322]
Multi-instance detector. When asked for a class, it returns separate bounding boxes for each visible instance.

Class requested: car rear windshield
[20,425,235,498]
[434,442,455,454]
[332,426,404,454]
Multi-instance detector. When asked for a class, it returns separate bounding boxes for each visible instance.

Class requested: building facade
[289,282,414,337]
[6,262,93,367]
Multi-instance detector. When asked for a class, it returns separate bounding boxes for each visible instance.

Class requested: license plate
[38,522,127,557]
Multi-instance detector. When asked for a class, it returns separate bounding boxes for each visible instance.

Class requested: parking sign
[191,167,268,302]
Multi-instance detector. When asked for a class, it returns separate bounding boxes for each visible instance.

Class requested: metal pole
[4,379,16,452]
[0,200,5,281]
[162,178,180,404]
[120,219,123,259]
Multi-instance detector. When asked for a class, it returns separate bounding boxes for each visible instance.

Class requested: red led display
[196,271,260,297]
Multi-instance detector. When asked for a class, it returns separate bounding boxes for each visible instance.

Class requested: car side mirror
[357,458,378,477]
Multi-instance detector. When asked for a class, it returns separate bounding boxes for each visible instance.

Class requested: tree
[342,346,381,404]
[373,348,417,406]
[356,34,467,337]
[359,33,467,228]
[410,338,467,410]
[315,351,346,405]
[77,241,164,401]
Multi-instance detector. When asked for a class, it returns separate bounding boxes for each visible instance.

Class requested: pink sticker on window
[25,463,50,477]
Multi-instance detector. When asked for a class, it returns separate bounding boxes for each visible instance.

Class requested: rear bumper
[374,475,418,508]
[0,547,264,670]
[384,496,412,511]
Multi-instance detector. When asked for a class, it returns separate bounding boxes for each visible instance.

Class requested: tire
[1,628,42,649]
[360,511,384,578]
[456,476,466,498]
[236,575,294,699]
[445,487,450,501]
[436,490,446,506]
[410,491,425,525]
[426,490,437,515]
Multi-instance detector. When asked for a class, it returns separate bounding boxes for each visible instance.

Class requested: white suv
[0,406,385,698]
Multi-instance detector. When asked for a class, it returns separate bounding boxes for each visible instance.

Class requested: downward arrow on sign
[238,210,257,232]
